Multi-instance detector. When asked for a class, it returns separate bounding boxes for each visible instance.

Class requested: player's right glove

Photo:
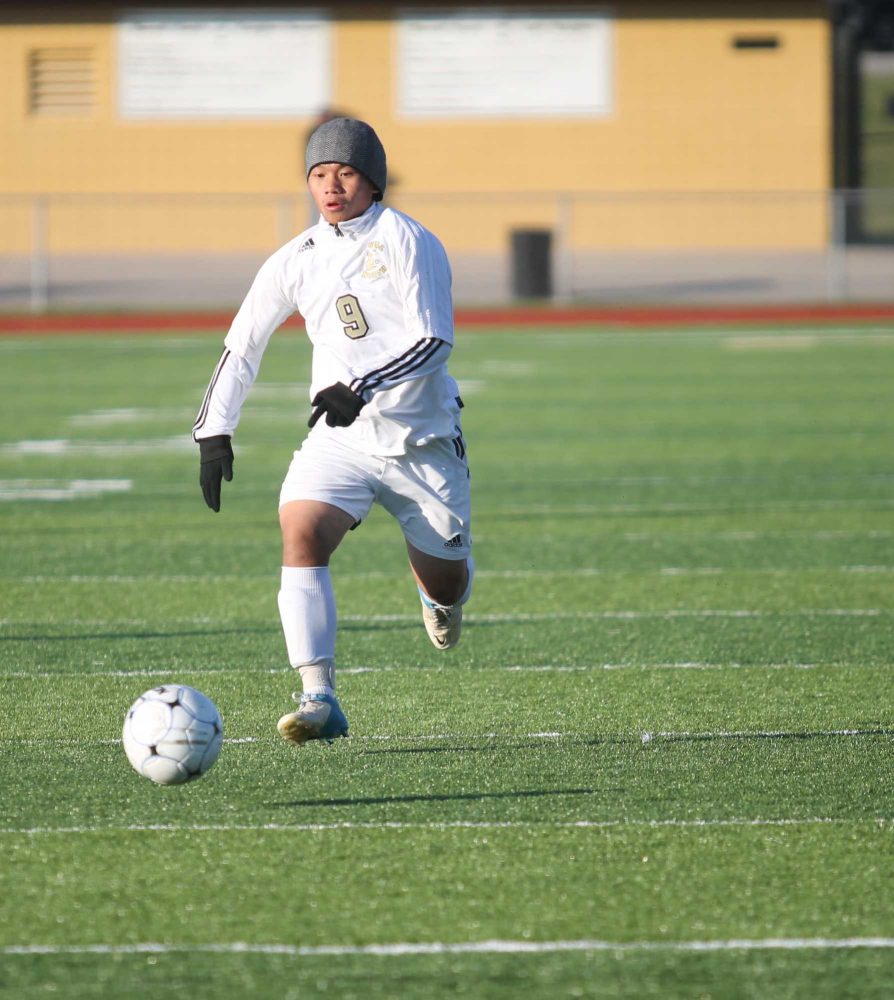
[198,435,233,513]
[308,382,366,428]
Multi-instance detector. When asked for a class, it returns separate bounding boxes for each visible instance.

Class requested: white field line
[500,662,823,672]
[0,668,290,679]
[1,737,257,746]
[0,662,837,680]
[723,335,820,351]
[4,727,890,748]
[344,662,826,674]
[499,475,894,489]
[354,609,887,622]
[0,479,133,501]
[721,329,894,347]
[1,816,890,837]
[623,530,894,541]
[4,936,894,958]
[67,408,194,427]
[67,406,288,427]
[532,326,894,345]
[324,727,894,743]
[0,609,886,630]
[0,438,192,457]
[8,565,894,585]
[22,492,881,514]
[498,499,894,516]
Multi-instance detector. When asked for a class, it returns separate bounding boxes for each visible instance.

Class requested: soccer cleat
[277,692,348,745]
[419,589,463,650]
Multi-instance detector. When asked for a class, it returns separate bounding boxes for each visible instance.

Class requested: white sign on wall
[118,9,331,118]
[397,9,613,118]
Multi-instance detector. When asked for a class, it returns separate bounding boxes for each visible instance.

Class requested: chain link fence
[1,189,893,312]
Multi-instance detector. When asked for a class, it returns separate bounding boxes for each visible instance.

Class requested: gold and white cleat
[276,693,348,745]
[420,599,463,650]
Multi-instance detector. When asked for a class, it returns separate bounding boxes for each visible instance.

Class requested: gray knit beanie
[305,118,387,201]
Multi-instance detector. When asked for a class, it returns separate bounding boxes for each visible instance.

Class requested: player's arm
[348,335,450,400]
[192,350,258,511]
[193,247,297,511]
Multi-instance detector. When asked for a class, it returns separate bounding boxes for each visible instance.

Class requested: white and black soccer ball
[122,685,223,785]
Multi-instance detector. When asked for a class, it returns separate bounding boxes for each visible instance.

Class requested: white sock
[277,566,337,695]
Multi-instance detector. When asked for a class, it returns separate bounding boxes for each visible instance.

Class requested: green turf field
[1,323,893,998]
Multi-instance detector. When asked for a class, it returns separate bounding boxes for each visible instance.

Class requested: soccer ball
[122,685,223,785]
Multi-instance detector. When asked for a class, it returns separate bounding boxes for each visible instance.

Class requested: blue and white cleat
[277,692,349,745]
[419,588,463,650]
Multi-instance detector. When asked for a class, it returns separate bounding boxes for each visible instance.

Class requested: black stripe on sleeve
[350,338,446,398]
[192,348,231,437]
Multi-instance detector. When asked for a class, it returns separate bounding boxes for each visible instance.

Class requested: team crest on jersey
[362,241,388,281]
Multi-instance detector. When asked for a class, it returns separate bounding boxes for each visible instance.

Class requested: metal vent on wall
[29,48,96,115]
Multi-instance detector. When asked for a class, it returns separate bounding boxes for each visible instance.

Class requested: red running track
[2,303,894,334]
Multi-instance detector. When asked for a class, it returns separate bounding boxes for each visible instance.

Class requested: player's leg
[408,544,474,650]
[407,544,469,606]
[279,498,355,692]
[275,437,377,744]
[276,500,355,744]
[379,436,473,650]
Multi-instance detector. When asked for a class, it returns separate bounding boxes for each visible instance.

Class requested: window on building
[28,48,96,116]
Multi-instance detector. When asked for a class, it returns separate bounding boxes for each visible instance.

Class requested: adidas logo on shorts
[443,534,464,550]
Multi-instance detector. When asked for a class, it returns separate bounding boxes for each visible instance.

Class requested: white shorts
[279,431,472,560]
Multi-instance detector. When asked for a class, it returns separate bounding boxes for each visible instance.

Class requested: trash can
[510,229,553,299]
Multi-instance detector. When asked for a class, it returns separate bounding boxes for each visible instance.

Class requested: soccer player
[192,118,473,745]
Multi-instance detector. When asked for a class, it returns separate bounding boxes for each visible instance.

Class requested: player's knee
[281,526,327,565]
[280,504,347,566]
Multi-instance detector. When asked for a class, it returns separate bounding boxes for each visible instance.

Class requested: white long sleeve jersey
[193,201,461,456]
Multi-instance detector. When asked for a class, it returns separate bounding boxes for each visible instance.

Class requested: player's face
[308,163,377,224]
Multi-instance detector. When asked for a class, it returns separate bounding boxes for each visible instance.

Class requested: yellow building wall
[0,2,831,253]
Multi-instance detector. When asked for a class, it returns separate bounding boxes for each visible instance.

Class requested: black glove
[198,435,233,512]
[308,382,365,428]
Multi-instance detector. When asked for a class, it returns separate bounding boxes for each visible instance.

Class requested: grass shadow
[270,786,600,810]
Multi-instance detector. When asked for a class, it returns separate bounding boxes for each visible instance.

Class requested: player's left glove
[308,382,365,428]
[198,435,233,513]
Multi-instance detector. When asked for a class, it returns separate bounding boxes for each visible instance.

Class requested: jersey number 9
[336,294,370,340]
